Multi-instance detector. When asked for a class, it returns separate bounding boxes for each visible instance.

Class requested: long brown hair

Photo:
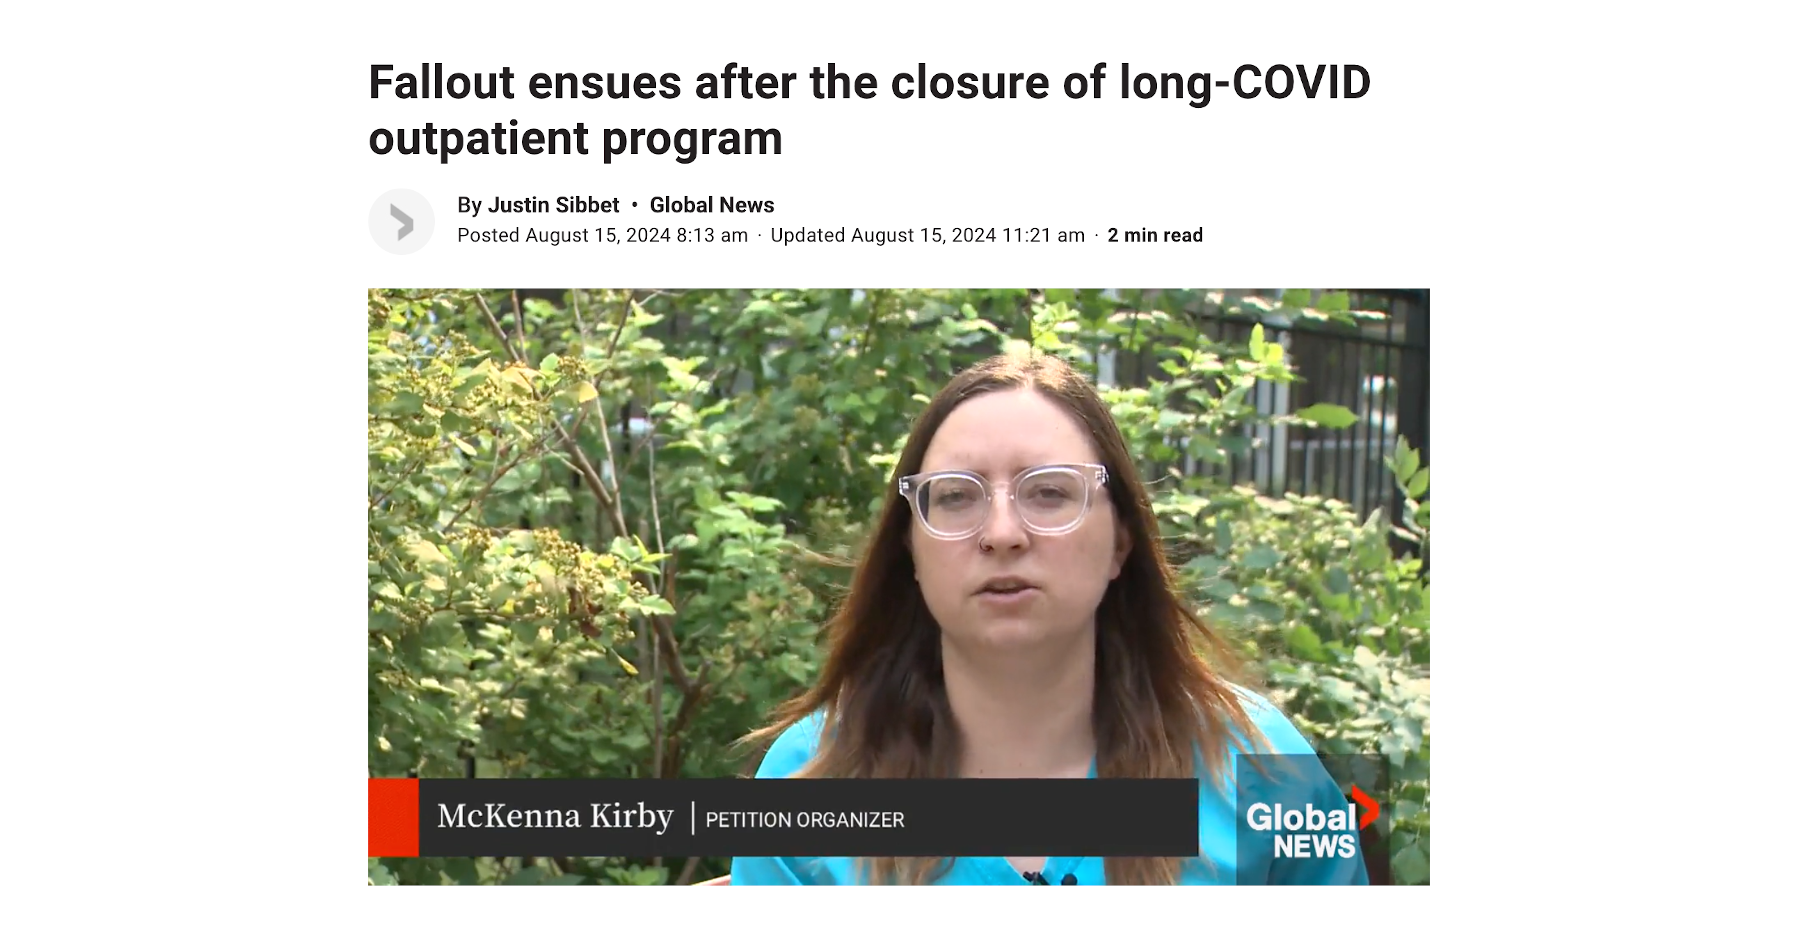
[746,351,1266,885]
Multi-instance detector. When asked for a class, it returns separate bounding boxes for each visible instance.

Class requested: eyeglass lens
[915,468,1087,535]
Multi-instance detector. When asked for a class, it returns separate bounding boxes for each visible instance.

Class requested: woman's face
[909,387,1130,653]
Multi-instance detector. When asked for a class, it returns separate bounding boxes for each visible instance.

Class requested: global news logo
[1245,785,1379,859]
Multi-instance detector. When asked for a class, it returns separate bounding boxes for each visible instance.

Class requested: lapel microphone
[1021,871,1078,885]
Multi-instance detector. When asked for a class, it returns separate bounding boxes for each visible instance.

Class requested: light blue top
[729,690,1371,885]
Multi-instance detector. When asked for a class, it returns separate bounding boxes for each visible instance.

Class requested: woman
[729,351,1368,885]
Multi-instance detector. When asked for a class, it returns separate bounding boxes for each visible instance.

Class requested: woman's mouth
[977,581,1039,602]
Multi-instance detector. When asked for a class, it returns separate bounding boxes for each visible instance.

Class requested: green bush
[1198,441,1432,884]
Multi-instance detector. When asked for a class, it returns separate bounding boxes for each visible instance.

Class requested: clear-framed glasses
[897,463,1110,540]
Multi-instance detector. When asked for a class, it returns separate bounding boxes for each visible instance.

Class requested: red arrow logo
[1350,785,1379,829]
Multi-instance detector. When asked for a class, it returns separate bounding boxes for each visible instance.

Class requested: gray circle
[369,189,435,254]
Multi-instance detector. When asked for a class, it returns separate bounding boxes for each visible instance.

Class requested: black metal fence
[1106,290,1430,528]
[1226,308,1422,520]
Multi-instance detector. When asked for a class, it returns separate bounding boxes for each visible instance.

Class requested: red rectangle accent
[369,778,420,857]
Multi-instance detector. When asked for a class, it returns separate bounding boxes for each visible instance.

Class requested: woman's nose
[981,489,1030,547]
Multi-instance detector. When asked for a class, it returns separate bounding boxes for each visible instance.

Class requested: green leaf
[1285,625,1326,661]
[1405,468,1430,499]
[1296,403,1358,428]
[1316,676,1361,706]
[1247,324,1267,362]
[1317,291,1351,313]
[424,610,461,645]
[575,381,598,404]
[492,461,539,494]
[1200,577,1239,601]
[1392,843,1429,885]
[376,391,425,419]
[442,858,481,885]
[1240,544,1282,570]
[1325,566,1353,596]
[1280,288,1312,309]
[1214,518,1233,555]
[1394,440,1420,484]
[637,596,676,616]
[1378,733,1408,767]
[1245,599,1284,625]
[1185,555,1226,578]
[403,539,448,567]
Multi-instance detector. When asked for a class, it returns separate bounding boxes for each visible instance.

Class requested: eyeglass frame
[896,462,1111,540]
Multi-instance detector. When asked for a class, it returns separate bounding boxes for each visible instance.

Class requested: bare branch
[648,428,666,557]
[647,456,674,781]
[511,289,526,359]
[625,365,722,487]
[655,617,695,695]
[443,429,555,531]
[668,660,712,736]
[474,293,524,364]
[569,289,589,338]
[369,454,429,510]
[604,290,634,361]
[857,290,881,354]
